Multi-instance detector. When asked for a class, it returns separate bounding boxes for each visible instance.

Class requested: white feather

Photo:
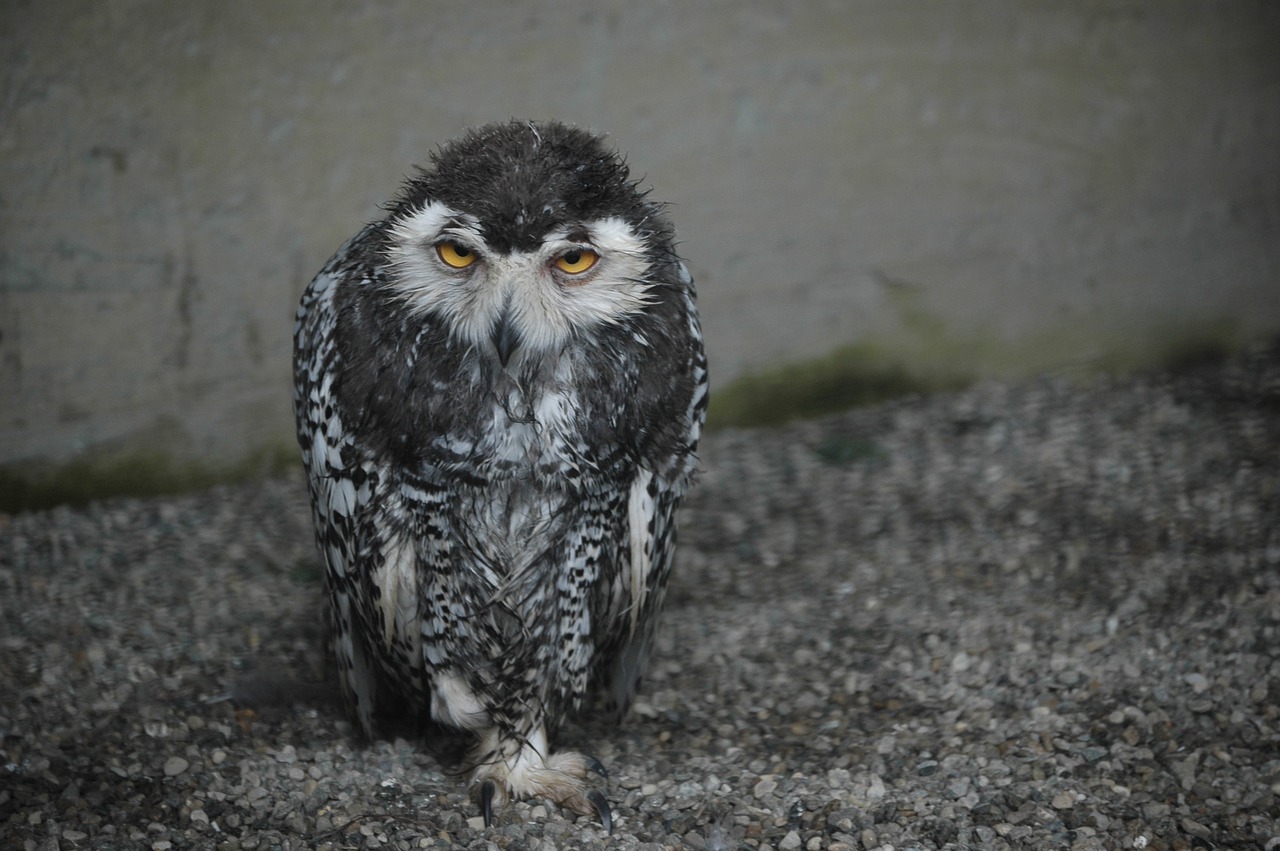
[431,671,488,730]
[627,468,655,634]
[373,530,418,648]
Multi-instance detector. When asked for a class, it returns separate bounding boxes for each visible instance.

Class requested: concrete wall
[2,2,1278,496]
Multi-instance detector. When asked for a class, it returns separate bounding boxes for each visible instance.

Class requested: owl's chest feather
[441,384,586,572]
[447,379,584,478]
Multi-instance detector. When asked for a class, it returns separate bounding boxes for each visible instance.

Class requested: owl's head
[381,121,678,367]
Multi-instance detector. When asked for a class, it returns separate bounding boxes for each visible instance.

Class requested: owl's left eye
[553,248,600,276]
[436,241,477,269]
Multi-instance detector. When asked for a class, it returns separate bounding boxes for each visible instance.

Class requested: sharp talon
[584,755,609,780]
[587,789,613,834]
[480,779,496,828]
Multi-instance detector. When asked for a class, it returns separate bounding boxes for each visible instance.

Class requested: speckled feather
[292,121,706,815]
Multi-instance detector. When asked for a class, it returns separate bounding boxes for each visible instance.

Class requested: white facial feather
[385,202,654,360]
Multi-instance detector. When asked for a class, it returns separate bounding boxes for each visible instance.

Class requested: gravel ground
[3,340,1279,851]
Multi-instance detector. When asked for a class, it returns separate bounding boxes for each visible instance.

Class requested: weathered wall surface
[2,2,1278,495]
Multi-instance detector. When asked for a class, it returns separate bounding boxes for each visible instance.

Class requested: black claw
[584,755,609,780]
[587,789,613,834]
[480,779,496,828]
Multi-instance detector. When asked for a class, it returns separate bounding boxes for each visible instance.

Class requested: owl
[292,120,707,829]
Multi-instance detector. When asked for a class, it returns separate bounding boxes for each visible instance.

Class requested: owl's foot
[470,728,612,832]
[478,768,612,831]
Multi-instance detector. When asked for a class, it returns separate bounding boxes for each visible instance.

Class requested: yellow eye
[436,241,477,269]
[554,248,599,276]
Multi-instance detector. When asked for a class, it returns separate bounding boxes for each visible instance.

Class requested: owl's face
[381,122,673,367]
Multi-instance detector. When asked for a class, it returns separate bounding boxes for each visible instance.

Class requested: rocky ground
[2,340,1278,850]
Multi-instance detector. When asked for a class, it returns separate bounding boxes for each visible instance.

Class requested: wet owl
[292,120,707,829]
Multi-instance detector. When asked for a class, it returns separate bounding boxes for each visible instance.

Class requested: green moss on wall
[707,319,1250,431]
[0,441,299,514]
[707,343,967,429]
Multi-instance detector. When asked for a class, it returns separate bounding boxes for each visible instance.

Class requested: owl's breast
[438,385,585,579]
[427,378,591,483]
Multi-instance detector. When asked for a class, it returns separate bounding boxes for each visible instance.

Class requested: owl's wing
[293,255,380,734]
[600,263,709,716]
[295,235,444,736]
[598,469,682,717]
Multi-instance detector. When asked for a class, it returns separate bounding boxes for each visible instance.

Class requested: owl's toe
[586,789,613,833]
[476,776,598,830]
[583,754,609,780]
[480,779,498,828]
[469,736,612,832]
[518,755,612,834]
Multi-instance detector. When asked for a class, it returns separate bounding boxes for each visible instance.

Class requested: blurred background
[2,1,1278,508]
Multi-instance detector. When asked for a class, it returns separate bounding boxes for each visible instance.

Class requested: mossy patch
[706,319,1253,431]
[0,441,298,514]
[813,435,887,467]
[707,343,968,430]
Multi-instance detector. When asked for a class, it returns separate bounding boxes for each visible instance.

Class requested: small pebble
[1184,673,1210,693]
[1180,818,1212,840]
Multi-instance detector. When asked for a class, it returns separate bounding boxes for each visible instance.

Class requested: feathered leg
[468,724,611,831]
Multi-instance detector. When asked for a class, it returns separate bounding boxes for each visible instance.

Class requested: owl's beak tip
[491,313,521,367]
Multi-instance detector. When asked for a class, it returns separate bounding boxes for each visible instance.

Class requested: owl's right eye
[436,241,477,269]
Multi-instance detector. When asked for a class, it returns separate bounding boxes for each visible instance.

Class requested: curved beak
[490,309,522,367]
